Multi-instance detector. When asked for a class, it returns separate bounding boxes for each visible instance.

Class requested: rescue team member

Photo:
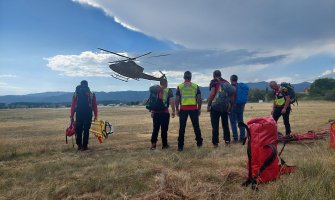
[175,71,203,151]
[229,74,247,143]
[207,70,235,147]
[269,81,291,136]
[150,79,176,150]
[70,80,98,151]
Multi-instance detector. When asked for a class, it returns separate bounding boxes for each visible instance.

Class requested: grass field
[0,101,335,200]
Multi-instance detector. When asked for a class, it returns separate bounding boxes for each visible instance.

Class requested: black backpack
[76,86,93,112]
[280,82,297,105]
[145,85,168,111]
[211,82,235,113]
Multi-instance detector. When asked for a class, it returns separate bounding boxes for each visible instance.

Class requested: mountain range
[0,81,311,104]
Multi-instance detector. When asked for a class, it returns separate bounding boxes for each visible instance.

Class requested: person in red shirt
[150,79,175,150]
[175,71,203,151]
[70,80,98,151]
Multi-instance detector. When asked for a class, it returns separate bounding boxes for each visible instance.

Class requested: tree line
[247,78,335,102]
[0,78,334,109]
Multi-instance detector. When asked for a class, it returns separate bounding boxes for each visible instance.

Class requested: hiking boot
[81,146,89,151]
[177,147,183,152]
[77,145,82,150]
[162,144,169,149]
[150,143,156,150]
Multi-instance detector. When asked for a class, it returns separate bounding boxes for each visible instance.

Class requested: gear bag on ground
[239,117,295,190]
[330,121,335,149]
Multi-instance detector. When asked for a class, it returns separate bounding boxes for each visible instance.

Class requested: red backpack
[239,117,295,190]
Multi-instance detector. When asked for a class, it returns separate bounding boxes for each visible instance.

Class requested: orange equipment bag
[330,121,335,149]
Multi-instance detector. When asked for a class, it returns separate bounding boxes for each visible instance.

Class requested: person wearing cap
[70,80,98,151]
[207,70,235,147]
[175,71,203,151]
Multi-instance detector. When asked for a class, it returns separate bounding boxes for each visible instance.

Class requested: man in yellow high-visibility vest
[269,81,292,136]
[175,71,203,151]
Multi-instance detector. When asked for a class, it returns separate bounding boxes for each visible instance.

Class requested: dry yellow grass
[0,101,334,199]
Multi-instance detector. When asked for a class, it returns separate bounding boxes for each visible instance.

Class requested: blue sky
[1,0,335,95]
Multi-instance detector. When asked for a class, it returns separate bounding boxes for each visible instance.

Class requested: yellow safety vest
[178,82,198,105]
[162,88,170,107]
[275,91,285,106]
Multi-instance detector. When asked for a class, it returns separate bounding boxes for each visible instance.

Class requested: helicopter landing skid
[111,74,129,82]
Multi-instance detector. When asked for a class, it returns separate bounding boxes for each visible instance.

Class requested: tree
[309,78,335,97]
[248,89,266,102]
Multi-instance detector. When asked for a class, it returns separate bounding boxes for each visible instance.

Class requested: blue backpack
[236,83,249,104]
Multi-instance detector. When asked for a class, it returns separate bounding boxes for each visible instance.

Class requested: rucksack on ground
[280,82,297,105]
[145,85,167,111]
[239,117,295,190]
[211,83,235,113]
[236,83,249,104]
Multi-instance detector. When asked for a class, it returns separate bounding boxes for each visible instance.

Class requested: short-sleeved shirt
[176,81,201,110]
[152,87,173,113]
[209,78,230,93]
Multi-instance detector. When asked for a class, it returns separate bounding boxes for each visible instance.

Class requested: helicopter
[98,48,169,82]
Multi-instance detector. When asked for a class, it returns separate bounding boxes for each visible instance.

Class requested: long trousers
[178,110,203,148]
[229,104,246,141]
[272,106,291,135]
[211,110,230,144]
[151,112,170,146]
[76,113,92,147]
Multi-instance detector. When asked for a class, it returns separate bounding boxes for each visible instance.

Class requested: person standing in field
[207,70,235,147]
[229,74,249,143]
[149,79,176,150]
[175,71,203,151]
[70,80,98,151]
[269,81,291,136]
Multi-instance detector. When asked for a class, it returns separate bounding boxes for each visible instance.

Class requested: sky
[0,0,335,95]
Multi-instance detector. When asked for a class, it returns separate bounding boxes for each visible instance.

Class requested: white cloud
[320,66,335,78]
[46,49,284,80]
[73,0,335,56]
[266,77,293,84]
[44,51,127,77]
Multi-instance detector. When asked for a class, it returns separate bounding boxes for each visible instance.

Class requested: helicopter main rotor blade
[147,54,171,58]
[133,52,152,60]
[159,70,166,79]
[98,48,132,59]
